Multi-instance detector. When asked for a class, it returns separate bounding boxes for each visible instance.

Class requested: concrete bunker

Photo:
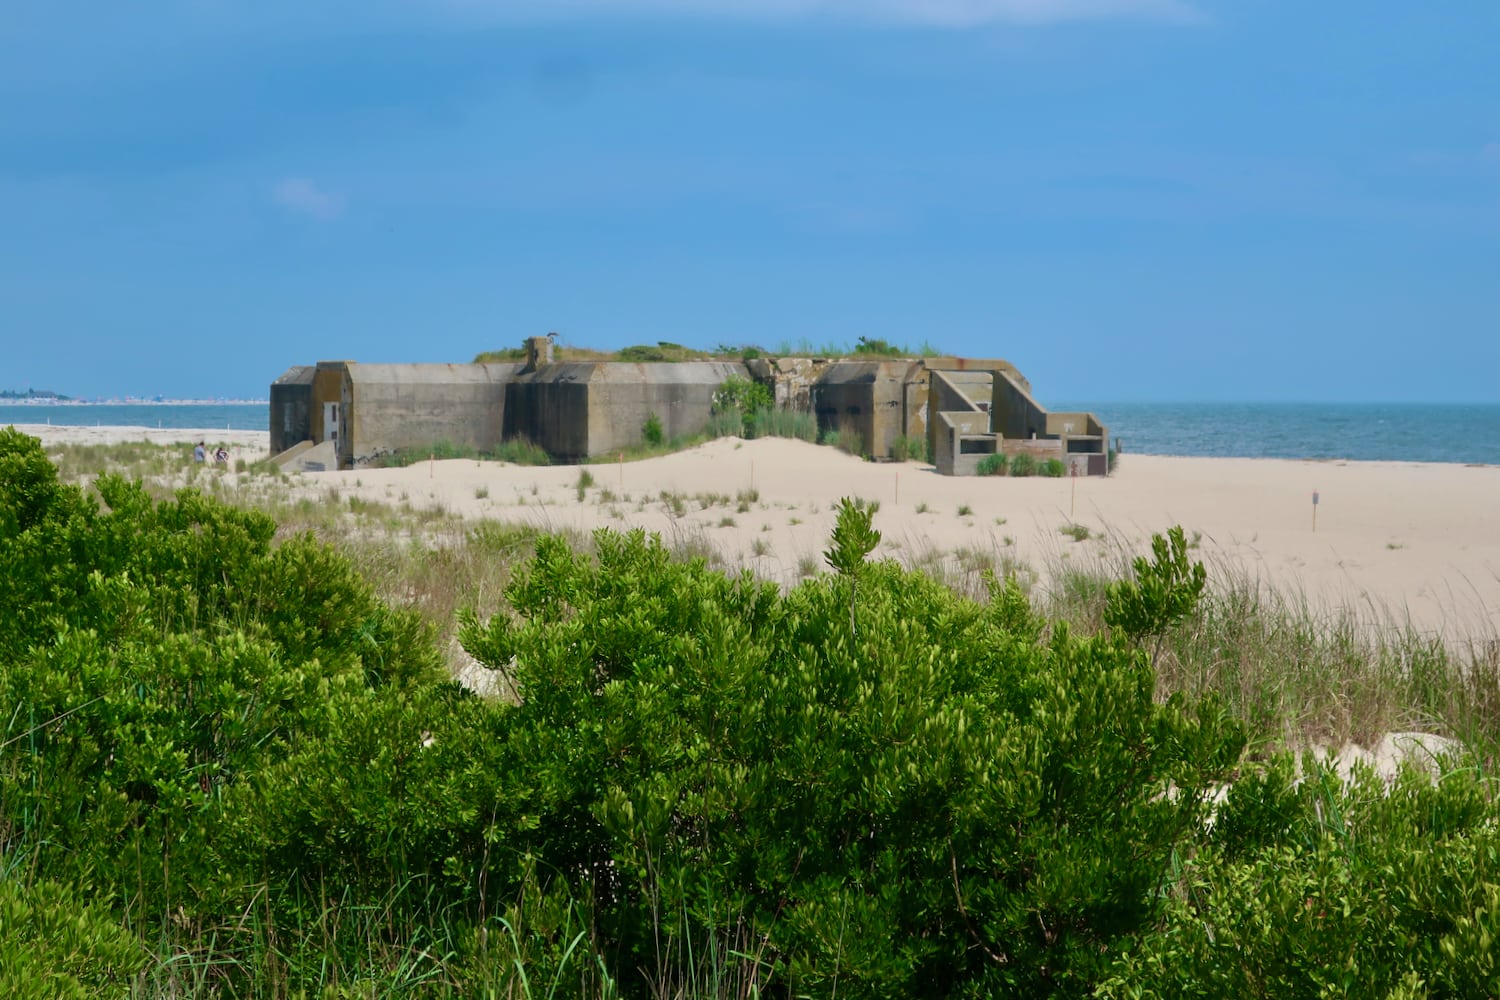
[269,341,1109,476]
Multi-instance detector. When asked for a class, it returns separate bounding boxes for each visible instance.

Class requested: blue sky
[2,1,1496,403]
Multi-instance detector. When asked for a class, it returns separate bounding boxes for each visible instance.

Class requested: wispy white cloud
[272,177,346,220]
[436,0,1199,27]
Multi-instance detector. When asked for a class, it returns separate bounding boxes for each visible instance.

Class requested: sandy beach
[14,423,1499,640]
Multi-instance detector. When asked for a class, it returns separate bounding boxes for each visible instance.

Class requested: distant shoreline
[2,398,268,406]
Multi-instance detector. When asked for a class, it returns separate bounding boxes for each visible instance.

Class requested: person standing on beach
[193,441,206,463]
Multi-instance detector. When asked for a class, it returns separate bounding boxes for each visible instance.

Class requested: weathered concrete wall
[934,411,993,476]
[269,366,314,456]
[504,364,593,459]
[1001,437,1065,461]
[925,357,1030,395]
[582,362,749,457]
[310,362,348,447]
[927,370,988,465]
[344,363,521,467]
[746,357,827,413]
[902,375,930,452]
[1045,411,1110,472]
[812,361,916,458]
[991,372,1051,442]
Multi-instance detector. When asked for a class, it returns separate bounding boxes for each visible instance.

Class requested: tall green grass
[746,407,817,442]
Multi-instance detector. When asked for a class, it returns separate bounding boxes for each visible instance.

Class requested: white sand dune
[302,437,1498,641]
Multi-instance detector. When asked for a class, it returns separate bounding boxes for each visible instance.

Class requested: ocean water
[1053,402,1500,465]
[5,401,1499,465]
[1,403,267,432]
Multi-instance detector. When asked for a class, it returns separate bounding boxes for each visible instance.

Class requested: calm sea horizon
[1052,401,1500,466]
[5,400,1499,466]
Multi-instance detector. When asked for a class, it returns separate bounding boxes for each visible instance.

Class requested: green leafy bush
[459,515,1245,996]
[976,452,1008,476]
[1102,757,1500,997]
[641,412,664,446]
[851,335,903,356]
[1042,457,1067,477]
[712,375,772,419]
[0,879,146,999]
[1009,452,1036,477]
[0,428,443,968]
[1105,525,1206,662]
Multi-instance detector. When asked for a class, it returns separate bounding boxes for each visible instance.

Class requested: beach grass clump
[975,453,1008,477]
[595,429,712,464]
[492,436,552,466]
[1008,452,1037,477]
[374,439,482,467]
[708,409,745,439]
[888,433,928,463]
[770,336,940,358]
[820,425,865,458]
[747,407,817,442]
[1042,457,1068,477]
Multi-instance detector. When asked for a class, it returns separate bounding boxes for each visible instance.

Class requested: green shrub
[850,335,904,357]
[642,412,664,446]
[976,453,1008,476]
[712,375,772,418]
[1042,457,1067,477]
[713,375,777,438]
[0,427,442,934]
[0,879,147,999]
[1105,525,1206,662]
[1102,756,1500,997]
[1008,452,1036,477]
[458,518,1245,996]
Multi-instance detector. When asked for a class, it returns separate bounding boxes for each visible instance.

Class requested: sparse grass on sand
[40,438,1500,758]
